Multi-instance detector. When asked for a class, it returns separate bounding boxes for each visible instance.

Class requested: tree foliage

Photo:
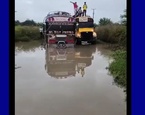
[99,18,113,26]
[15,20,21,26]
[120,9,127,25]
[15,19,43,26]
[21,19,36,26]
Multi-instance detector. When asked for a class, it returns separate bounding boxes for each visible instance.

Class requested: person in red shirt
[70,1,78,14]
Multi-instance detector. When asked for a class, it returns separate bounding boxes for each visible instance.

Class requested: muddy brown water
[15,41,126,115]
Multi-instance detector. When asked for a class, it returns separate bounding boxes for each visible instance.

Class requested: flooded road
[15,41,126,115]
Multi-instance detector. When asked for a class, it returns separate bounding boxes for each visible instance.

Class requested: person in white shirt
[78,7,82,16]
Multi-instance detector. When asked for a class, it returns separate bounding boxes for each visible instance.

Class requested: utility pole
[92,9,95,20]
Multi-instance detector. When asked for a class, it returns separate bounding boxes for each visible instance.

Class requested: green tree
[15,20,21,26]
[99,18,113,26]
[94,23,98,27]
[37,22,43,27]
[21,19,36,26]
[120,9,127,25]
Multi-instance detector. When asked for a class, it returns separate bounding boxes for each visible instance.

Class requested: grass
[15,25,41,42]
[108,50,126,91]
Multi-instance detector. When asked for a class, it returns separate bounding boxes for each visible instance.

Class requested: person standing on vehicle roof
[83,2,87,16]
[77,7,83,17]
[70,1,78,15]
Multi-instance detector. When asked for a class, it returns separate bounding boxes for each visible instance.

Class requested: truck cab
[74,16,97,45]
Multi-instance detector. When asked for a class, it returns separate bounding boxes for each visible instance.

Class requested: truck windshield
[77,22,94,28]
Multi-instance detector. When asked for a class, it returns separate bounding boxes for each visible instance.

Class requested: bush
[15,26,40,42]
[96,25,126,46]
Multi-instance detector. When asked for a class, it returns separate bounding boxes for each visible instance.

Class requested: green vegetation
[109,50,126,90]
[15,19,43,42]
[15,25,41,42]
[98,18,113,26]
[120,9,127,26]
[95,10,126,46]
[96,25,126,46]
[15,19,43,26]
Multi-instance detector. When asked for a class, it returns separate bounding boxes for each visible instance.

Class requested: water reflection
[15,42,126,115]
[15,40,41,53]
[45,45,97,78]
[75,45,96,77]
[45,47,76,79]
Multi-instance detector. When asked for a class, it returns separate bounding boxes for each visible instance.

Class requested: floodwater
[15,41,126,115]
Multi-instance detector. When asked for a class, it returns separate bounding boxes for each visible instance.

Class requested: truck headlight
[77,33,81,38]
[93,32,97,37]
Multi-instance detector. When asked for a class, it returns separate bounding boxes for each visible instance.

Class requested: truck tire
[76,39,81,45]
[91,38,97,45]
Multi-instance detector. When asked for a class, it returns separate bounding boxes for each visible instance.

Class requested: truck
[74,16,97,45]
[43,11,75,48]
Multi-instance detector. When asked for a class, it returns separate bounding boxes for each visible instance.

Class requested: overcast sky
[15,0,126,24]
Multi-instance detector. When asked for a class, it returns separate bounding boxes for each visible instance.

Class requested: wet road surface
[15,41,126,115]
